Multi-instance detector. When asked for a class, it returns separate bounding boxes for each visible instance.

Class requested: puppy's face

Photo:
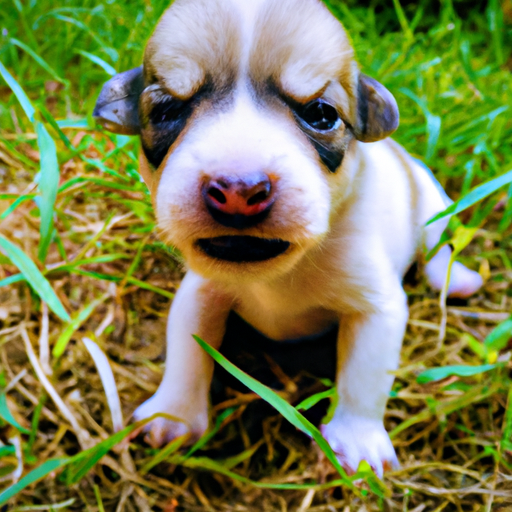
[94,0,398,282]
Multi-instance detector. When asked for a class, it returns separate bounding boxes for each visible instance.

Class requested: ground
[0,0,512,510]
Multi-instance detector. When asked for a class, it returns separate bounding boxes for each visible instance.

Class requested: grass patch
[1,0,511,510]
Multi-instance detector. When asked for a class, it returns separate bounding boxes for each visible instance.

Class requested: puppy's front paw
[133,392,208,448]
[321,414,398,478]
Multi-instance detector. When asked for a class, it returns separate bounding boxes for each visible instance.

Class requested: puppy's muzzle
[202,172,275,230]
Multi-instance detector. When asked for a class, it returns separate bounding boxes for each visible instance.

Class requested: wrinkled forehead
[144,0,356,103]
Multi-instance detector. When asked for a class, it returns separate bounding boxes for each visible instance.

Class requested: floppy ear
[93,66,144,135]
[354,74,399,143]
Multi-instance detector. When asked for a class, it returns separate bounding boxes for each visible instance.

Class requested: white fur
[128,0,483,473]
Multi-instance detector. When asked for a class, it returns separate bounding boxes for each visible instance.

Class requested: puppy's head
[94,0,398,282]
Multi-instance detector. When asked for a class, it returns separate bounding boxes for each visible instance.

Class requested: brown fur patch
[250,0,357,116]
[144,0,242,99]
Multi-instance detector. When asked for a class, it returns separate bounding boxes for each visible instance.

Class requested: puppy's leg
[134,271,231,447]
[424,219,483,298]
[321,285,407,477]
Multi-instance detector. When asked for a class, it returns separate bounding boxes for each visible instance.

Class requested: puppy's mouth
[196,236,290,262]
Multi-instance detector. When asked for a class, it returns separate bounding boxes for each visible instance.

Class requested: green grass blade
[484,316,512,352]
[9,38,68,86]
[399,88,441,161]
[296,388,336,411]
[183,407,237,460]
[47,253,131,274]
[53,294,109,359]
[140,435,188,475]
[0,416,156,505]
[0,446,15,457]
[417,364,498,384]
[48,14,111,54]
[56,118,89,129]
[125,276,175,299]
[11,0,39,50]
[0,60,35,122]
[0,274,26,288]
[427,168,512,224]
[177,453,380,492]
[0,458,71,506]
[36,121,60,263]
[501,387,512,452]
[63,416,159,484]
[0,234,70,322]
[0,393,31,434]
[391,0,413,40]
[391,382,501,438]
[486,0,504,65]
[193,335,354,487]
[425,113,441,161]
[0,194,36,220]
[177,455,349,490]
[58,176,138,193]
[76,50,116,76]
[38,105,75,151]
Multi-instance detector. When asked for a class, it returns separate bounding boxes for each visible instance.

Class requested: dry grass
[1,0,512,510]
[1,155,511,509]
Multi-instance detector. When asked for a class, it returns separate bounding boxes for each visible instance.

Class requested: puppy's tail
[415,158,483,298]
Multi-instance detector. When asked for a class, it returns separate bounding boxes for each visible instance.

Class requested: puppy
[93,0,483,477]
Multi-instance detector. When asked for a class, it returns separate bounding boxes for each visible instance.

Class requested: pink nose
[203,173,275,217]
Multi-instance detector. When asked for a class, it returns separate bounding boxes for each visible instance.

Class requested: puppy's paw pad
[448,262,483,298]
[321,415,398,478]
[133,395,207,448]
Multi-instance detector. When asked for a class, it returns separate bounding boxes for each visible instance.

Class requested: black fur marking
[309,139,345,174]
[141,100,194,168]
[139,80,233,170]
[276,90,350,174]
[197,236,290,262]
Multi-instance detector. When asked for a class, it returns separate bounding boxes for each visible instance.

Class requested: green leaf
[76,50,116,76]
[140,435,188,475]
[53,294,109,358]
[0,416,157,505]
[391,0,413,40]
[183,407,237,460]
[9,38,68,87]
[463,333,489,360]
[0,234,70,322]
[0,274,26,288]
[36,121,60,262]
[0,60,35,122]
[176,452,385,493]
[63,422,141,484]
[450,226,479,255]
[484,316,512,351]
[296,388,336,411]
[177,455,347,490]
[193,336,356,489]
[0,458,70,506]
[0,446,16,457]
[56,118,89,129]
[0,394,31,434]
[0,194,37,220]
[399,88,440,161]
[501,387,512,452]
[417,364,498,384]
[427,169,512,224]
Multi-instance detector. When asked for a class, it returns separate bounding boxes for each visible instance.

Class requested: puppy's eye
[149,99,186,125]
[299,100,340,131]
